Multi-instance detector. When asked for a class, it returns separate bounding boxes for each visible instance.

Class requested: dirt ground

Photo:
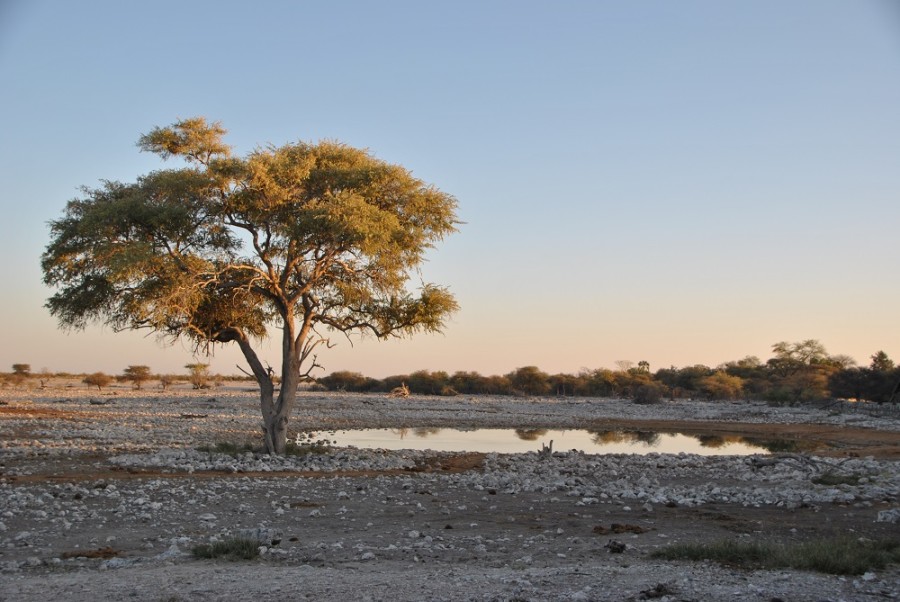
[1,385,898,601]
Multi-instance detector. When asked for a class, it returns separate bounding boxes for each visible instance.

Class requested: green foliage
[122,365,152,389]
[191,537,260,561]
[42,117,459,454]
[185,363,211,389]
[651,537,900,575]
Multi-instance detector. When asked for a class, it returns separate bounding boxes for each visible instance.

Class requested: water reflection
[588,430,660,446]
[295,428,817,455]
[388,427,446,439]
[742,437,821,453]
[414,427,442,437]
[515,428,548,441]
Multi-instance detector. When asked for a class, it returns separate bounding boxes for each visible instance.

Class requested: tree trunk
[267,321,302,455]
[263,403,290,455]
[233,313,306,455]
[235,335,280,453]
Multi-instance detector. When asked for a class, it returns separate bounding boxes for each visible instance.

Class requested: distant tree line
[316,340,900,404]
[1,363,243,391]
[5,340,898,404]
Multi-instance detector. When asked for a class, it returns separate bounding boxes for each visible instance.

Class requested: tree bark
[234,335,281,453]
[257,312,304,455]
[263,407,290,455]
[230,307,307,455]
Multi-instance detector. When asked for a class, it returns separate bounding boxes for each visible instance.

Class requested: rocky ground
[1,383,898,601]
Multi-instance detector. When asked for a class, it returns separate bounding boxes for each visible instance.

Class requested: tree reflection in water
[742,437,820,453]
[589,430,629,445]
[514,428,548,441]
[296,428,818,455]
[694,435,749,448]
[387,427,444,439]
[413,427,442,438]
[588,430,661,446]
[696,434,726,448]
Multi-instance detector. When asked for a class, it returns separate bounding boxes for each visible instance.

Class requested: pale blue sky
[1,1,898,377]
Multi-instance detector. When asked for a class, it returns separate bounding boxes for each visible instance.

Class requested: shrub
[185,363,210,389]
[651,537,900,575]
[122,365,152,389]
[407,370,451,395]
[10,364,31,386]
[192,537,260,560]
[812,472,861,486]
[633,383,665,404]
[506,366,550,396]
[379,374,409,393]
[699,371,744,400]
[196,441,255,456]
[83,372,112,391]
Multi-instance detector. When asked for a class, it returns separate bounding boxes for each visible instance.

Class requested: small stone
[605,539,626,554]
[1,560,21,573]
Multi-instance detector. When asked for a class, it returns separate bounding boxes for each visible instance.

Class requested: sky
[1,0,898,379]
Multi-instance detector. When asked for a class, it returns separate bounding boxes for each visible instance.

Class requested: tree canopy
[42,118,459,453]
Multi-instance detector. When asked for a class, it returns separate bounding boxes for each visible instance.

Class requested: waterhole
[297,428,817,455]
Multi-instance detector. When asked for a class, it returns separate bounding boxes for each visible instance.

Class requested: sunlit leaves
[43,117,459,354]
[138,117,230,165]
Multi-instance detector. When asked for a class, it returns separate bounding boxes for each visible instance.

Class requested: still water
[297,428,799,455]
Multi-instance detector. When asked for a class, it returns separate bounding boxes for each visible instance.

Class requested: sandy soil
[1,383,898,601]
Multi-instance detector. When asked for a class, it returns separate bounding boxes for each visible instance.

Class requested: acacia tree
[84,372,112,391]
[11,364,31,386]
[42,118,459,454]
[185,363,211,389]
[122,365,152,389]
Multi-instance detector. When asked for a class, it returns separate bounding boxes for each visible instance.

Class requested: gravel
[1,384,898,601]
